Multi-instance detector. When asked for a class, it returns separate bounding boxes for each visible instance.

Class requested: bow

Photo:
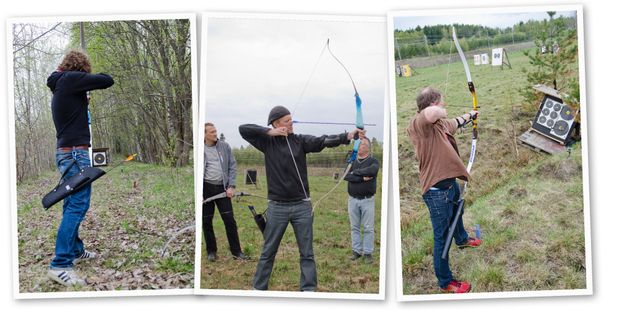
[310,39,364,212]
[451,27,479,175]
[441,27,479,259]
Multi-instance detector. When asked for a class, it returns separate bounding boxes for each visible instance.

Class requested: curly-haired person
[46,50,114,286]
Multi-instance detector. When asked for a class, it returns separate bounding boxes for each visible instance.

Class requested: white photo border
[387,4,592,301]
[195,11,389,300]
[8,12,199,299]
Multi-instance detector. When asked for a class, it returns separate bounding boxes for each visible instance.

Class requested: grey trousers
[252,200,316,291]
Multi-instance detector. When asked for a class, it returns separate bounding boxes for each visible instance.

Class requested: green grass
[397,49,587,294]
[16,161,195,292]
[201,165,382,293]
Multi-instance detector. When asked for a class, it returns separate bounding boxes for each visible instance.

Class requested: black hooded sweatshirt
[47,71,114,148]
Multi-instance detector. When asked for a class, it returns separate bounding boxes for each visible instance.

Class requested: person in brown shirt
[406,87,481,293]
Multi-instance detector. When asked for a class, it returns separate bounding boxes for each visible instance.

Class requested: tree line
[233,138,384,167]
[393,15,576,60]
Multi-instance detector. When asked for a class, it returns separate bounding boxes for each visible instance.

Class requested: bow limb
[326,39,364,162]
[311,39,365,213]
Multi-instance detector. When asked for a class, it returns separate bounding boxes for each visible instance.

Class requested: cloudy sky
[202,14,387,148]
[393,9,576,31]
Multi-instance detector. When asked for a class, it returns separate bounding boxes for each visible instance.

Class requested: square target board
[531,94,577,144]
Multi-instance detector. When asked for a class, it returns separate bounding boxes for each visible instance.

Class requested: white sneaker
[47,268,86,286]
[73,250,97,264]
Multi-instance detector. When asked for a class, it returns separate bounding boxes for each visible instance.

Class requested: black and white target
[531,95,577,143]
[92,150,108,167]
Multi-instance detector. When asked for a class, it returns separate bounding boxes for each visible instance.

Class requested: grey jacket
[204,139,237,188]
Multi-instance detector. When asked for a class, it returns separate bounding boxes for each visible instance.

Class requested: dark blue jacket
[47,71,114,148]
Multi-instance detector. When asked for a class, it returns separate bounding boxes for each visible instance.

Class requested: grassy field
[201,165,382,293]
[16,161,195,292]
[396,49,588,294]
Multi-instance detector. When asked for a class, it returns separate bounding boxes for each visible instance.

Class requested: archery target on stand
[481,53,489,65]
[492,48,503,66]
[531,95,577,144]
[401,64,412,77]
[92,148,109,167]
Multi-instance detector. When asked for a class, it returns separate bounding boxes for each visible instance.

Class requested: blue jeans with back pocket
[50,149,92,269]
[422,181,469,288]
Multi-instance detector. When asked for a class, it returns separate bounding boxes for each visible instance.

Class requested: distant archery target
[92,147,109,167]
[531,95,577,144]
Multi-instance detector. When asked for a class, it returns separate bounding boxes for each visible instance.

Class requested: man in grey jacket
[203,122,248,262]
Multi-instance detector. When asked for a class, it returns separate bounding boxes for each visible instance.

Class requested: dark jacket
[344,156,379,198]
[239,124,350,202]
[47,71,114,148]
[204,139,237,189]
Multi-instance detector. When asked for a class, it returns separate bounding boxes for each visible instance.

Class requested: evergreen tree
[521,12,579,111]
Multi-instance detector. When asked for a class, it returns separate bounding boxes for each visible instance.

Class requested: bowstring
[286,40,330,205]
[291,41,328,116]
[443,34,454,102]
[285,135,310,201]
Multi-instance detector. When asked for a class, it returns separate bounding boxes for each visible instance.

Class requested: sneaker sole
[47,271,86,287]
[457,243,481,249]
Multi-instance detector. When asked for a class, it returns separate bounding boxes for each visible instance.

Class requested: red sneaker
[441,280,472,293]
[458,237,482,249]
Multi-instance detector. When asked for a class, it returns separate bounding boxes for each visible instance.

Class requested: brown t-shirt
[406,110,471,194]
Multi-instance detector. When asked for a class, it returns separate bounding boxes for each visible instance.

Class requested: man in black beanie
[239,105,364,291]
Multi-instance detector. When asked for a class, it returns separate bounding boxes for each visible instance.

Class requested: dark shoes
[441,279,472,293]
[458,237,482,249]
[350,251,362,261]
[233,252,251,261]
[209,251,250,261]
[207,252,217,262]
[350,251,373,264]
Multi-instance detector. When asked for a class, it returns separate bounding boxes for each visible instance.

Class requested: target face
[531,95,577,143]
[553,120,570,136]
[94,153,105,164]
[561,105,574,121]
[92,150,108,167]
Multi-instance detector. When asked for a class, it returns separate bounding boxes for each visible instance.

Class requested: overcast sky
[393,10,576,31]
[202,15,387,148]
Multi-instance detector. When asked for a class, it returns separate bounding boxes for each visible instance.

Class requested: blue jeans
[348,196,375,254]
[422,182,469,288]
[50,149,92,269]
[253,200,316,291]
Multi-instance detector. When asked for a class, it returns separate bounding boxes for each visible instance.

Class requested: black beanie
[267,105,291,125]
